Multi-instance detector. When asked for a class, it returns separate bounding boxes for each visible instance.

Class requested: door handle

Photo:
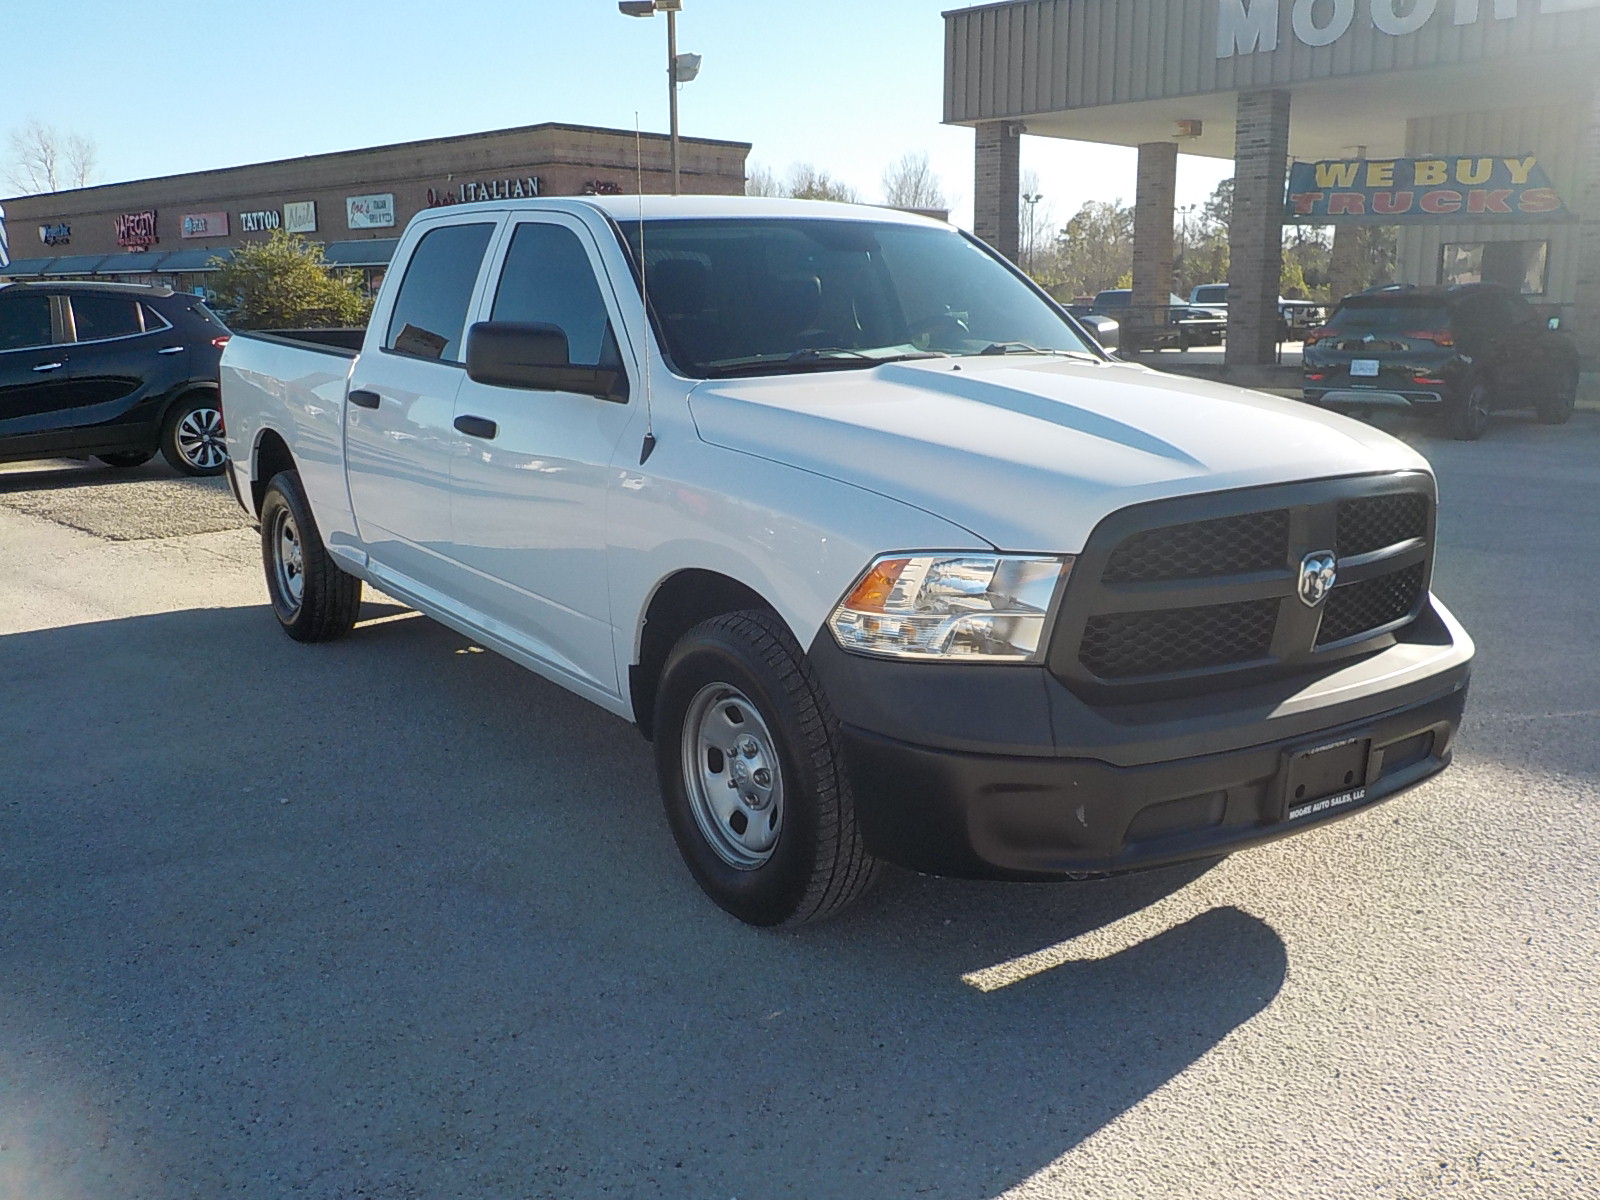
[454,414,498,440]
[32,362,64,372]
[348,389,382,409]
[157,346,185,355]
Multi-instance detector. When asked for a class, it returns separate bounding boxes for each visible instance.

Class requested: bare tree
[1017,168,1053,278]
[745,163,783,197]
[881,151,948,210]
[6,118,98,193]
[787,163,860,203]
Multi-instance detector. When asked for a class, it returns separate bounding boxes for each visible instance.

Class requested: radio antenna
[635,113,657,465]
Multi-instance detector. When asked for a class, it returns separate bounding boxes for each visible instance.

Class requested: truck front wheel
[653,610,880,926]
[260,470,363,642]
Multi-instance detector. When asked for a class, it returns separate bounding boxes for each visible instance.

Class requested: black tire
[1536,370,1578,425]
[96,451,155,468]
[160,392,229,476]
[653,610,880,927]
[1447,380,1491,441]
[260,470,363,642]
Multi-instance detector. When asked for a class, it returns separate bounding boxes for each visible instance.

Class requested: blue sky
[1,0,1230,231]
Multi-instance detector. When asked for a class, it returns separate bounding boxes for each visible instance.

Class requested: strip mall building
[945,0,1600,365]
[0,122,748,295]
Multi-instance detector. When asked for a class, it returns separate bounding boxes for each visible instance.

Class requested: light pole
[1021,192,1043,275]
[619,0,700,196]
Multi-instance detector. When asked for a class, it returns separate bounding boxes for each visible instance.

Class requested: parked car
[221,196,1473,926]
[1302,282,1580,440]
[1090,289,1225,348]
[1187,283,1327,337]
[0,281,232,474]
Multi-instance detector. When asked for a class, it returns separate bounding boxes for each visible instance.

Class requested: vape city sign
[1217,0,1600,58]
[116,210,159,249]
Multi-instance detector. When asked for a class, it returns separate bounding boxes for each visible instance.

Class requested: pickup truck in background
[1189,282,1328,338]
[221,197,1473,927]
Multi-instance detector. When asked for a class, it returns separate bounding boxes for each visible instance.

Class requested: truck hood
[686,356,1430,551]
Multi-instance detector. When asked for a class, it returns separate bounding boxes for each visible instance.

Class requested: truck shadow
[2,603,1287,1199]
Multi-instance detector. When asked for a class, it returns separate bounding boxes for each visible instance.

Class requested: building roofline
[1,121,752,206]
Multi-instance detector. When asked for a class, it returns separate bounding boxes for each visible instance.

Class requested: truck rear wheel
[653,610,880,926]
[260,470,363,642]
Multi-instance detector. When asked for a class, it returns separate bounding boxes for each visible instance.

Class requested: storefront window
[1439,241,1548,294]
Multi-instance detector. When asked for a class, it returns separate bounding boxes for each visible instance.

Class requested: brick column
[974,120,1021,262]
[1226,90,1292,366]
[1326,224,1367,307]
[1573,82,1600,369]
[1131,142,1179,353]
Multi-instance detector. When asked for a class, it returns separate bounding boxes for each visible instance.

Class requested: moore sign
[1217,0,1600,57]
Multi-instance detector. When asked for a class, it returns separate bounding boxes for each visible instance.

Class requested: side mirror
[465,321,628,402]
[1547,316,1562,331]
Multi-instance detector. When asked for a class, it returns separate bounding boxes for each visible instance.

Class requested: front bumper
[808,598,1472,880]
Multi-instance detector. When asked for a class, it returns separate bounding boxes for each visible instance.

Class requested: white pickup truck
[221,196,1473,926]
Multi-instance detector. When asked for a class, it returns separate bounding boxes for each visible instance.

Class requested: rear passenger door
[59,292,187,428]
[345,218,499,597]
[446,213,639,698]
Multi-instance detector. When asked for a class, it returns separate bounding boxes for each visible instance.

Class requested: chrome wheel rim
[177,405,228,470]
[680,682,783,870]
[271,507,305,613]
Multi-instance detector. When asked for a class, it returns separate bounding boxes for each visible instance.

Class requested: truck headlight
[827,554,1071,662]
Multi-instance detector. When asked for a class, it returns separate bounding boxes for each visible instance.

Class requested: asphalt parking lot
[2,412,1598,1200]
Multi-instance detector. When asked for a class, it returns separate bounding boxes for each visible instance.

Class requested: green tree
[1038,199,1135,299]
[209,230,373,330]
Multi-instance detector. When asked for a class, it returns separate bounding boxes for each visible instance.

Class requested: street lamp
[619,0,700,195]
[1021,192,1043,274]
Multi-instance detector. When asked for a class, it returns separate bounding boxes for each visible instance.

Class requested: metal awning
[94,254,172,275]
[157,248,232,272]
[42,255,112,276]
[0,257,57,277]
[322,238,399,268]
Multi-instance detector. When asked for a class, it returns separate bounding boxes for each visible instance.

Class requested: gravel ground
[0,414,1596,1200]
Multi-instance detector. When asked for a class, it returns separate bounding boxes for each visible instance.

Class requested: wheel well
[249,429,296,517]
[630,570,777,741]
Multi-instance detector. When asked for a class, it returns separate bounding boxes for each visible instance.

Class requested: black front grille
[1316,562,1426,645]
[1080,599,1277,679]
[1103,510,1289,583]
[1337,493,1428,557]
[1053,474,1435,696]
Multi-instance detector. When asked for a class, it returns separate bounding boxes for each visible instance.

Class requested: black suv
[1302,283,1580,441]
[0,281,232,474]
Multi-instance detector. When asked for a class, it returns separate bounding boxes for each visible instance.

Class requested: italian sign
[346,193,395,229]
[181,212,229,238]
[1286,155,1569,223]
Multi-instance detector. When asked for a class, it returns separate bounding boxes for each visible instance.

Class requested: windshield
[620,218,1097,378]
[1326,298,1449,333]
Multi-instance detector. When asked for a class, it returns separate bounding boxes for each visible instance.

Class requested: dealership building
[946,0,1600,365]
[0,122,749,295]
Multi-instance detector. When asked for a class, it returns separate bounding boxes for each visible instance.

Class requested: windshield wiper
[975,342,1099,360]
[702,348,945,379]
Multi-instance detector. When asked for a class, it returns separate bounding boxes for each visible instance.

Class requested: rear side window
[70,294,144,341]
[1326,301,1448,334]
[491,222,619,368]
[384,222,495,363]
[0,293,54,351]
[1192,285,1228,305]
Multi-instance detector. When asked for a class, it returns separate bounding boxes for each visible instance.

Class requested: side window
[491,222,620,368]
[70,295,144,341]
[142,304,174,332]
[383,222,495,363]
[0,294,55,352]
[1500,293,1537,329]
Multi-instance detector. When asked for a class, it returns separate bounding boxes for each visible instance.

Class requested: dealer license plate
[1282,735,1372,821]
[1350,358,1381,377]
